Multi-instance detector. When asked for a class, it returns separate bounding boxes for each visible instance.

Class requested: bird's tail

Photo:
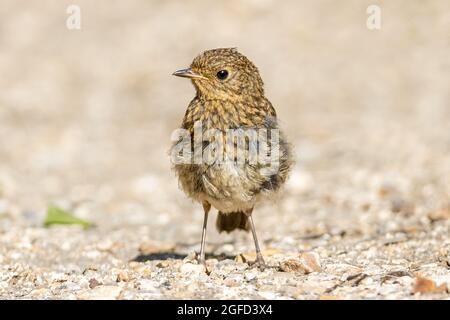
[216,211,250,233]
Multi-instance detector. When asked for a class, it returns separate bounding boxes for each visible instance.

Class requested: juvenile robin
[171,48,293,270]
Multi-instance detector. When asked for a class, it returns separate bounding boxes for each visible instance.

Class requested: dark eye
[216,70,229,80]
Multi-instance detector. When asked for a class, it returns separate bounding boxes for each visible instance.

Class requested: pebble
[137,279,160,293]
[258,291,277,300]
[179,263,205,275]
[280,251,322,274]
[88,278,101,289]
[183,251,197,263]
[156,261,170,268]
[77,286,123,300]
[224,275,244,287]
[244,272,257,281]
[116,271,130,282]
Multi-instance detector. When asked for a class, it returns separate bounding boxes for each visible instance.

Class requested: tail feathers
[216,211,250,233]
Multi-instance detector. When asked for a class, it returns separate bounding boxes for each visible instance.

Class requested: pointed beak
[172,68,207,80]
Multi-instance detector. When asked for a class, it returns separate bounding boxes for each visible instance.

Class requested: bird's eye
[216,70,229,80]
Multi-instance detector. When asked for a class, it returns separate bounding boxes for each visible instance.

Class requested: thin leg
[198,202,211,266]
[248,213,266,271]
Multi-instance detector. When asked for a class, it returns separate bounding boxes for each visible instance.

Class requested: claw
[248,253,266,271]
[197,256,210,274]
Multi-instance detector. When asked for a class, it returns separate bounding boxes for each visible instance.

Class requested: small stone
[180,263,205,275]
[156,261,170,268]
[217,259,235,267]
[88,278,101,289]
[128,261,140,269]
[300,251,322,272]
[279,251,322,274]
[428,207,450,222]
[244,272,257,281]
[183,251,197,263]
[134,265,152,276]
[206,259,218,270]
[235,263,249,272]
[258,291,277,299]
[224,274,244,287]
[137,279,160,292]
[360,276,373,286]
[116,271,130,282]
[50,273,69,283]
[280,259,305,274]
[78,285,123,300]
[413,276,447,294]
[30,288,50,297]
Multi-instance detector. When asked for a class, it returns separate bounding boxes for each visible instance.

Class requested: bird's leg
[246,209,266,271]
[198,201,211,267]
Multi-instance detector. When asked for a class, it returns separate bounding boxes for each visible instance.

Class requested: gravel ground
[0,1,449,299]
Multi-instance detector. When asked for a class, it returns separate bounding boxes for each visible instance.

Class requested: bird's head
[173,48,264,101]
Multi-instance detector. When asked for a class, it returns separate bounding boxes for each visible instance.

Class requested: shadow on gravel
[132,252,186,262]
[132,252,236,263]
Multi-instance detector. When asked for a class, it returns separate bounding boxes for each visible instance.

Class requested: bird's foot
[248,253,266,271]
[196,254,210,274]
[197,257,206,267]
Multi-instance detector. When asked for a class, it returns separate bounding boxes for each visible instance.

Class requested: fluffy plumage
[171,48,293,269]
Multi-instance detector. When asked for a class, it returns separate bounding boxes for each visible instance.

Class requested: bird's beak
[172,68,207,80]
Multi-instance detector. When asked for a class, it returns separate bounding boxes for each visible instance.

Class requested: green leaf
[44,205,91,229]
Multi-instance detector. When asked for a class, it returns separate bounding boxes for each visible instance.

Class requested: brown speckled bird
[171,48,293,270]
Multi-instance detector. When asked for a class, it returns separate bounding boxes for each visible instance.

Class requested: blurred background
[0,0,449,267]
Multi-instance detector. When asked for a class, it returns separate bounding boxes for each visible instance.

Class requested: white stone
[245,272,257,281]
[137,279,160,292]
[180,263,205,275]
[78,286,123,300]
